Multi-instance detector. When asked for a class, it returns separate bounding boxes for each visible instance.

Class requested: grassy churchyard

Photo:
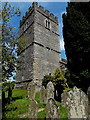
[3,89,68,119]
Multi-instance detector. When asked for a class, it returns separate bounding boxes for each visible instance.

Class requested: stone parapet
[20,2,58,27]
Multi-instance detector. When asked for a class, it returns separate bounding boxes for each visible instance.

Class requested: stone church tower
[16,2,60,90]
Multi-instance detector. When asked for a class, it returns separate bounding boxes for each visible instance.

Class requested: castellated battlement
[20,2,58,27]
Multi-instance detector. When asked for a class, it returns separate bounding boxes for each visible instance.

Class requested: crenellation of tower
[20,2,58,27]
[39,5,44,11]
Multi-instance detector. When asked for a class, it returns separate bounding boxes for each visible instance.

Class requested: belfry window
[46,20,50,29]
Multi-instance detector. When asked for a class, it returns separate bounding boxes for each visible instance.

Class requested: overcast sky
[3,2,68,59]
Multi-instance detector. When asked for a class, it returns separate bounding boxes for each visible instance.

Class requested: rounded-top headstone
[28,82,36,100]
[47,81,54,91]
[40,86,47,104]
[47,82,54,100]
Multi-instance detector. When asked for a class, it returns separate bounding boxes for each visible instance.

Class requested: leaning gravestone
[46,98,60,118]
[47,82,54,101]
[29,99,38,118]
[61,86,89,119]
[87,86,90,117]
[40,86,47,104]
[28,82,36,100]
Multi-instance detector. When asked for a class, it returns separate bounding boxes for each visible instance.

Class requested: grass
[56,101,68,119]
[35,92,46,108]
[35,92,46,119]
[3,89,29,119]
[4,99,29,118]
[35,91,68,119]
[38,110,46,119]
[3,89,68,119]
[5,89,26,99]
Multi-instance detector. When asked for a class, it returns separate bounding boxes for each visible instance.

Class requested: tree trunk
[8,87,12,104]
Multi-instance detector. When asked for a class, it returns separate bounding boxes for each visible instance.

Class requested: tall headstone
[29,99,38,118]
[46,98,60,119]
[40,86,47,104]
[28,82,36,100]
[61,86,89,119]
[47,82,54,101]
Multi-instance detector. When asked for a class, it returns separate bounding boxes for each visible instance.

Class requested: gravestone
[61,91,68,107]
[47,82,54,101]
[61,86,89,119]
[87,86,90,117]
[40,86,47,104]
[29,99,38,118]
[46,98,60,118]
[28,82,36,100]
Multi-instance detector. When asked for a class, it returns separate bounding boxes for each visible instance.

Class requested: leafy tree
[2,2,21,81]
[42,74,54,88]
[42,68,68,90]
[42,68,68,101]
[17,36,26,55]
[53,68,69,101]
[63,2,90,92]
[1,2,21,104]
[53,68,68,89]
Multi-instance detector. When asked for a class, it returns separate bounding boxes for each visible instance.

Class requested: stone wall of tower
[16,6,35,85]
[33,3,60,88]
[16,2,60,89]
[16,45,34,84]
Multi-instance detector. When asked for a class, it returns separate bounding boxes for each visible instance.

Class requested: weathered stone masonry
[16,2,60,89]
